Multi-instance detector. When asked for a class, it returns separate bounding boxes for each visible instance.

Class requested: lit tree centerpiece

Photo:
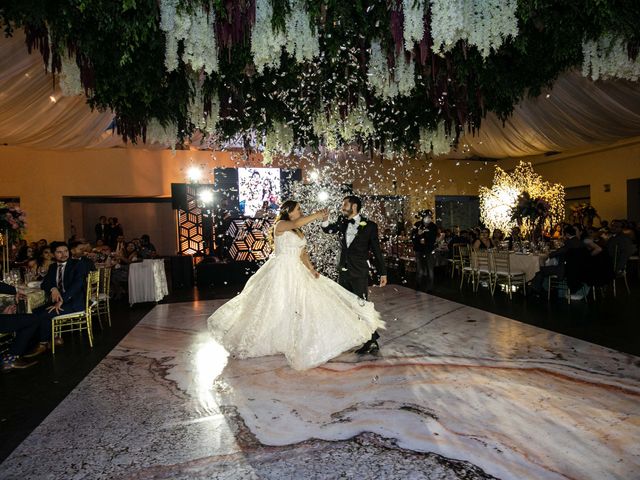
[479,162,565,240]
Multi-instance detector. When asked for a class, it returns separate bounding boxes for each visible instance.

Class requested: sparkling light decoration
[479,162,565,236]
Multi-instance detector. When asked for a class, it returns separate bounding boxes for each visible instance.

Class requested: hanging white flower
[582,34,640,82]
[189,82,220,134]
[183,6,218,74]
[252,0,319,72]
[395,54,416,96]
[251,0,286,73]
[263,121,294,164]
[285,0,320,63]
[146,118,178,146]
[368,40,415,98]
[419,121,451,155]
[402,0,425,51]
[160,1,218,74]
[59,54,84,96]
[430,0,518,59]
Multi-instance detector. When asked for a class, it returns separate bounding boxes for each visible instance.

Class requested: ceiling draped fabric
[1,30,639,156]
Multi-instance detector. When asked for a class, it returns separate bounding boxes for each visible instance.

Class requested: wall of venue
[499,137,640,223]
[0,146,492,246]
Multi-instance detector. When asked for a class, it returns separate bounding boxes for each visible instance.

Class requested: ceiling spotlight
[187,166,203,182]
[318,191,329,202]
[198,189,214,205]
[49,96,57,103]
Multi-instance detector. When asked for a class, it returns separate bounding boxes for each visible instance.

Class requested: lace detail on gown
[207,230,385,370]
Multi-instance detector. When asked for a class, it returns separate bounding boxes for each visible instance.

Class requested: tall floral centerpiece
[0,203,27,276]
[510,192,551,242]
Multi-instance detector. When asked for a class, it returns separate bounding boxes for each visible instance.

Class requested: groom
[322,195,387,354]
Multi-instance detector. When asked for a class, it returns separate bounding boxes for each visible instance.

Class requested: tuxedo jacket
[322,216,387,279]
[41,259,86,311]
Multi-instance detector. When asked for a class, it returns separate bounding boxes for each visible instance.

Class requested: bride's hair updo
[276,200,299,222]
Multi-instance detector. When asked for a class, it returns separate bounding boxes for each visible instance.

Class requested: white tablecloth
[509,253,547,281]
[128,259,168,305]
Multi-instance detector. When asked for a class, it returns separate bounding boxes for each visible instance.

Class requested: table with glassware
[128,259,169,305]
[0,281,46,313]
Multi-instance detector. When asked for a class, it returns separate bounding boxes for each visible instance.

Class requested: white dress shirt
[321,215,361,247]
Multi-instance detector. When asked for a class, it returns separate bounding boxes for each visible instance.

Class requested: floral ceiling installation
[0,0,638,156]
[479,162,565,236]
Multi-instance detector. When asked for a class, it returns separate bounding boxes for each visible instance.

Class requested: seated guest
[113,235,126,256]
[472,228,494,250]
[530,225,586,294]
[139,234,157,259]
[26,241,87,357]
[491,228,505,245]
[69,240,96,278]
[447,226,467,258]
[33,246,54,279]
[607,220,635,273]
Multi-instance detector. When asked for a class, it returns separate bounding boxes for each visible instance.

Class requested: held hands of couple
[316,208,329,221]
[378,275,388,288]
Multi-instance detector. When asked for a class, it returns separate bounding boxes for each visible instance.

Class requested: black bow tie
[348,218,356,225]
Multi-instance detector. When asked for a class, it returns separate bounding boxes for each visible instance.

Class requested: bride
[207,200,385,371]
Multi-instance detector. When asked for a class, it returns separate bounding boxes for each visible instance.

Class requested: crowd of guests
[386,213,639,296]
[1,217,159,372]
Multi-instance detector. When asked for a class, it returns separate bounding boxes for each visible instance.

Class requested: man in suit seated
[530,225,587,294]
[25,241,87,357]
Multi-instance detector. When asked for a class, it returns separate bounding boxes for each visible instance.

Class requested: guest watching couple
[473,228,495,250]
[411,209,438,293]
[22,241,87,357]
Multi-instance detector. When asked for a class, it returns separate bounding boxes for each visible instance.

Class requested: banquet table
[128,259,169,305]
[0,286,46,313]
[509,252,548,281]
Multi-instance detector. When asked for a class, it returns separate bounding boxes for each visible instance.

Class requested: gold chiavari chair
[492,251,527,299]
[96,266,112,327]
[448,243,464,278]
[473,249,492,292]
[458,245,474,290]
[51,270,99,354]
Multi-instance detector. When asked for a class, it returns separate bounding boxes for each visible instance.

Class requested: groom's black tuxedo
[322,216,386,299]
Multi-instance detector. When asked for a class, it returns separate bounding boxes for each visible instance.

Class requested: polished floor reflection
[1,286,639,479]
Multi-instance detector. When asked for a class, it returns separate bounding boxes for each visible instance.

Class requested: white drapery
[1,30,639,156]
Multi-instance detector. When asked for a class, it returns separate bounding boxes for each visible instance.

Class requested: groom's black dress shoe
[355,339,380,355]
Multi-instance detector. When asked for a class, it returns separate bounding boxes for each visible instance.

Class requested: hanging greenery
[1,0,638,154]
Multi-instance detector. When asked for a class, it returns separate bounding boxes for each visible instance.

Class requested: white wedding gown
[207,229,385,370]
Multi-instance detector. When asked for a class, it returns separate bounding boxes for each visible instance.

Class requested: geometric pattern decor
[177,184,205,256]
[227,218,274,262]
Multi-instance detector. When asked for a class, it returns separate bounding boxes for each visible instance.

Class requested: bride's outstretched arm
[300,248,320,278]
[275,209,327,233]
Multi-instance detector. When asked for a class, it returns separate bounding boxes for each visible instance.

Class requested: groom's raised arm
[369,223,387,276]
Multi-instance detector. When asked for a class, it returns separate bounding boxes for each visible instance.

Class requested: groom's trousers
[338,272,369,300]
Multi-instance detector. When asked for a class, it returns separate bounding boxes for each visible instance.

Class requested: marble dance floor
[2,286,639,480]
